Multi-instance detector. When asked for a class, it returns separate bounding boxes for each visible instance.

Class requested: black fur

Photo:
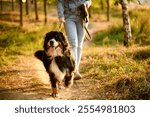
[34,31,75,97]
[44,31,68,53]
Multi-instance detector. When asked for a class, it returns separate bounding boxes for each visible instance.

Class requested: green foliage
[0,0,149,100]
[46,0,56,5]
[47,0,56,3]
[0,23,55,66]
[93,25,124,46]
[130,8,150,45]
[93,8,150,46]
[114,0,136,5]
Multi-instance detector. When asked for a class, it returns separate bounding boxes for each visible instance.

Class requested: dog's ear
[45,32,52,41]
[34,50,45,61]
[43,32,51,51]
[58,32,69,52]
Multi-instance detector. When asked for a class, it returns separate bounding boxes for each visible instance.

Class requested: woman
[57,0,92,80]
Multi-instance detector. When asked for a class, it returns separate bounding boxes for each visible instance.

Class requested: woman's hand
[58,18,65,30]
[59,17,65,23]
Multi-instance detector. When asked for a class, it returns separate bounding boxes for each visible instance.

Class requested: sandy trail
[0,19,111,100]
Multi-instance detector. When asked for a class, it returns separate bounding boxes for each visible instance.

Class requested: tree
[0,0,2,12]
[34,0,39,20]
[120,0,132,46]
[44,0,47,24]
[11,0,14,11]
[26,0,29,15]
[19,0,23,26]
[100,0,104,11]
[106,0,110,21]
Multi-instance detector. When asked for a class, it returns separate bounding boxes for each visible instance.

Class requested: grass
[130,8,150,45]
[88,7,150,99]
[0,3,150,99]
[0,21,58,66]
[81,46,150,99]
[92,25,124,46]
[93,7,150,46]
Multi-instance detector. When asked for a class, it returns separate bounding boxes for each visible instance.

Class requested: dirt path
[0,19,111,100]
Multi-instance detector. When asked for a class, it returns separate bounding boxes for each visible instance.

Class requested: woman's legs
[64,19,78,66]
[76,20,85,70]
[65,18,85,79]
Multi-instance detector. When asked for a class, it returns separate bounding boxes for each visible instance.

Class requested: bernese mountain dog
[34,31,75,97]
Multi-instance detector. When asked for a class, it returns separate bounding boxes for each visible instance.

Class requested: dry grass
[0,5,150,100]
[0,45,149,100]
[76,45,150,99]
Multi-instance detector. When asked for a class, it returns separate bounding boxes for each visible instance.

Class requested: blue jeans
[64,16,85,71]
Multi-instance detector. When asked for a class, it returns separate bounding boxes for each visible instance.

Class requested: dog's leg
[65,74,73,87]
[49,73,58,97]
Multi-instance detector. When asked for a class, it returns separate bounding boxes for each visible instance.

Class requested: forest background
[0,0,150,100]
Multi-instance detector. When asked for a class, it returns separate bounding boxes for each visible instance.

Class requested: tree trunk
[100,0,104,11]
[44,0,47,24]
[34,0,39,20]
[0,0,2,12]
[120,0,132,46]
[26,0,29,15]
[19,0,23,26]
[11,0,14,11]
[106,0,110,21]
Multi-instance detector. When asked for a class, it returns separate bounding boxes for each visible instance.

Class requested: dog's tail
[34,50,45,61]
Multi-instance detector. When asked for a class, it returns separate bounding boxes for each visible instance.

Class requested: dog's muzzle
[46,39,61,56]
[48,39,60,48]
[49,40,55,47]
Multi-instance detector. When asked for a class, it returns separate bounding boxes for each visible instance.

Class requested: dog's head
[43,31,68,57]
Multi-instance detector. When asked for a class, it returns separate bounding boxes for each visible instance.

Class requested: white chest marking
[50,59,65,82]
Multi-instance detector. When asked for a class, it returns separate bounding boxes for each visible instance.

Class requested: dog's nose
[49,40,54,46]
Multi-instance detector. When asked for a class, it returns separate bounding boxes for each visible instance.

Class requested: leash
[84,24,92,41]
[58,21,63,31]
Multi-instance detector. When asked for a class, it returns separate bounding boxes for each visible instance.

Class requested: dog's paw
[65,76,74,87]
[51,93,59,97]
[51,88,59,97]
[34,50,44,61]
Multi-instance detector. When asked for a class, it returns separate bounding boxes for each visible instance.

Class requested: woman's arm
[82,0,92,8]
[57,0,64,19]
